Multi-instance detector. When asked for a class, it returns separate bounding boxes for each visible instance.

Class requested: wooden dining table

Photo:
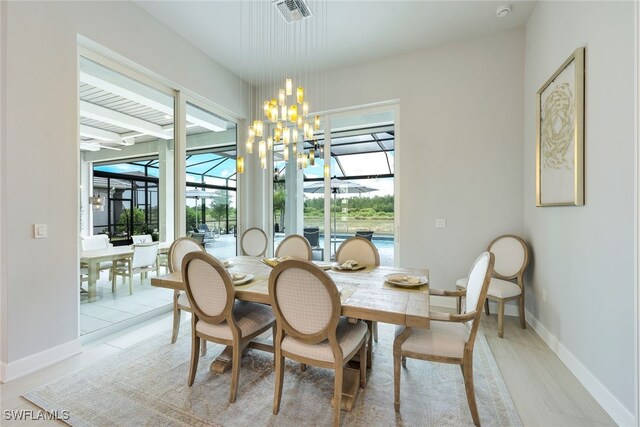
[151,256,430,410]
[81,242,170,301]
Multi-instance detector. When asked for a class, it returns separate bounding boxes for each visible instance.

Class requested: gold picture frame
[536,47,585,206]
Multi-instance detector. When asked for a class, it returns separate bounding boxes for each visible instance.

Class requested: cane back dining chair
[183,252,275,403]
[168,237,206,347]
[275,234,312,260]
[269,259,369,427]
[394,252,495,426]
[335,236,381,342]
[455,235,529,338]
[241,227,268,257]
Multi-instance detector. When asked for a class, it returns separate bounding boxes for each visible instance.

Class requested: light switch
[34,224,47,239]
[435,218,446,228]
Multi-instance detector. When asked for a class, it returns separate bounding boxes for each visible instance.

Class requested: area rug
[24,323,521,426]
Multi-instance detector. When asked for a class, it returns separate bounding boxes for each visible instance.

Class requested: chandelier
[237,0,326,176]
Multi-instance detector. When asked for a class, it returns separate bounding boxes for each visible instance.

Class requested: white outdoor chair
[455,235,529,338]
[275,234,312,260]
[113,242,159,295]
[394,252,495,427]
[132,234,152,244]
[81,234,114,287]
[269,259,368,426]
[241,227,268,257]
[183,252,275,403]
[335,236,381,342]
[168,237,206,350]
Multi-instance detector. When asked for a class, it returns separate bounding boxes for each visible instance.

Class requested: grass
[303,217,394,236]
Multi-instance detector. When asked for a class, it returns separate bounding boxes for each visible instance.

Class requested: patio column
[158,139,175,242]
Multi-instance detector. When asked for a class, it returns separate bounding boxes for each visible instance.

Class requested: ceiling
[135,0,536,83]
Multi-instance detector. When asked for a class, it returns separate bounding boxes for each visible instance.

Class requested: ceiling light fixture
[238,0,327,173]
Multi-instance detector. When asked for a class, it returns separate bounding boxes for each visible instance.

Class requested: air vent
[273,0,313,23]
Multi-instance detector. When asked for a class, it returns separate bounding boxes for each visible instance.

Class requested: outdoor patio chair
[355,230,374,241]
[303,227,323,260]
[394,252,494,427]
[132,234,152,244]
[113,242,159,295]
[198,223,215,239]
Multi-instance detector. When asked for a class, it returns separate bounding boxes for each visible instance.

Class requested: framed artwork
[536,47,585,206]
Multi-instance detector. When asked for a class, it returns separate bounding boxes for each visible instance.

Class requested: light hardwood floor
[0,311,616,426]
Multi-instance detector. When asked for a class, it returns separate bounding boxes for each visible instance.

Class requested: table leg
[88,261,99,302]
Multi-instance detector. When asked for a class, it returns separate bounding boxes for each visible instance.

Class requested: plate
[385,274,428,288]
[233,274,253,286]
[332,263,366,271]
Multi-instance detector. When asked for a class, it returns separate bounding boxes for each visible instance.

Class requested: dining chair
[275,234,312,260]
[394,252,495,426]
[455,235,529,338]
[183,251,275,403]
[113,242,159,295]
[168,237,206,348]
[81,234,114,286]
[269,259,368,426]
[335,236,381,342]
[131,234,152,244]
[240,227,268,257]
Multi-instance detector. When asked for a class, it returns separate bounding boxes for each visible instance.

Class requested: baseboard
[525,308,636,427]
[0,339,81,384]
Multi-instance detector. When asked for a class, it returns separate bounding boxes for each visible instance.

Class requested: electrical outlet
[435,218,446,228]
[34,224,47,239]
[542,289,547,302]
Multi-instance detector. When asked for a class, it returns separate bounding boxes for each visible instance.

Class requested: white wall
[0,0,248,380]
[524,2,636,425]
[322,28,525,290]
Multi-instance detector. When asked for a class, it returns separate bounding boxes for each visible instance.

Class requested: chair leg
[229,344,240,403]
[300,363,307,372]
[171,302,181,344]
[128,264,133,295]
[497,299,505,338]
[456,296,461,314]
[333,365,343,427]
[366,321,373,367]
[273,346,284,415]
[188,334,200,386]
[462,359,480,426]
[200,340,207,356]
[359,339,367,388]
[401,356,407,368]
[393,349,402,412]
[518,296,526,329]
[373,321,378,343]
[484,298,490,315]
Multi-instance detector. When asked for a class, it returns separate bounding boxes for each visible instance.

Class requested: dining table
[81,242,171,301]
[150,255,430,411]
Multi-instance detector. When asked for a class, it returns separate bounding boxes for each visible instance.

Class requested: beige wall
[524,1,635,424]
[321,28,526,291]
[0,0,248,377]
